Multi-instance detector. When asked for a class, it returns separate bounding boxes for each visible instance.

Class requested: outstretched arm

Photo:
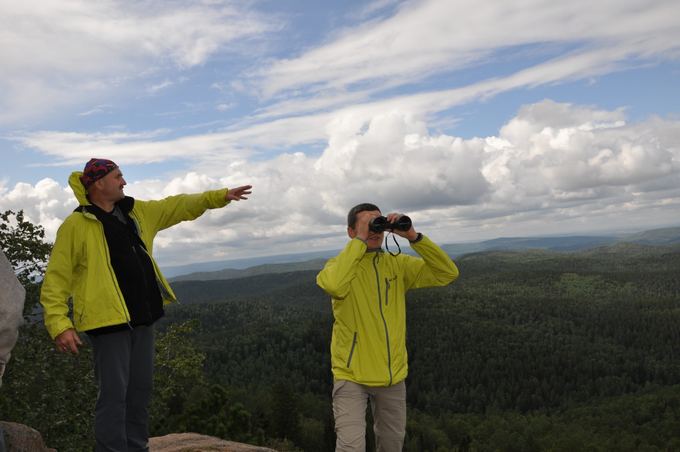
[140,184,254,233]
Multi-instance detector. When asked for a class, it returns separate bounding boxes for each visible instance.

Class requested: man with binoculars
[317,203,459,452]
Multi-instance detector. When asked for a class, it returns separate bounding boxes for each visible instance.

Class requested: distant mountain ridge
[166,225,680,281]
[170,258,327,282]
[621,226,680,245]
[443,226,680,255]
[163,249,336,278]
[169,239,680,306]
[440,235,617,256]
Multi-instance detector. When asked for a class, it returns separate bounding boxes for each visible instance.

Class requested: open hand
[227,185,253,201]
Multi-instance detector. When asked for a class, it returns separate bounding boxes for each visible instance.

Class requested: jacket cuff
[48,320,75,341]
[206,188,229,208]
[409,232,423,244]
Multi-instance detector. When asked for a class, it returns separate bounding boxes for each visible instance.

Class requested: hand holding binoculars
[369,215,412,233]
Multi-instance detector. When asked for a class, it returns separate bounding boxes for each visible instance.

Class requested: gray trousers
[332,380,406,452]
[89,325,154,452]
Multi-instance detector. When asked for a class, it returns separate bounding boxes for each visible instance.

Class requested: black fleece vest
[83,198,164,335]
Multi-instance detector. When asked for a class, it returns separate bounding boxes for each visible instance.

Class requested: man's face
[94,168,126,202]
[348,209,384,249]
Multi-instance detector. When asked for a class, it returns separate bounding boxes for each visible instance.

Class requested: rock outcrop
[149,433,278,452]
[0,421,56,452]
[0,249,25,386]
[0,424,277,452]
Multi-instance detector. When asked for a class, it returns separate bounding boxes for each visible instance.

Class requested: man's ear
[347,226,356,239]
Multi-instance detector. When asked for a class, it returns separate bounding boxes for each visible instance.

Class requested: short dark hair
[347,203,381,228]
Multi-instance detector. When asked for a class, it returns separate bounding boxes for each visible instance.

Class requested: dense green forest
[162,242,680,451]
[2,209,680,451]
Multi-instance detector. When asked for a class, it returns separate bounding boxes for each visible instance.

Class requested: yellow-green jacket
[40,171,230,340]
[316,235,459,387]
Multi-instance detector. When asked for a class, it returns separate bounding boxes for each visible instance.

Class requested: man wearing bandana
[40,158,252,452]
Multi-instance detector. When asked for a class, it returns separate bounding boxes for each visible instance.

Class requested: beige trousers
[332,379,406,452]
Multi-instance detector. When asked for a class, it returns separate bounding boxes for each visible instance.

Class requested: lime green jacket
[40,171,230,339]
[316,235,459,387]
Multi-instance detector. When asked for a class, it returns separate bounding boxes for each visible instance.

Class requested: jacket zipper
[385,277,390,306]
[346,332,358,368]
[373,253,393,385]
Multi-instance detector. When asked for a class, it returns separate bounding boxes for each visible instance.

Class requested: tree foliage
[0,209,53,312]
[0,209,52,281]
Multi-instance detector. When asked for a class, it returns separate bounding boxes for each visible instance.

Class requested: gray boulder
[0,421,56,452]
[0,249,25,386]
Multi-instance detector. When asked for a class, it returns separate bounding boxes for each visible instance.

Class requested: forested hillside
[159,242,680,451]
[5,213,680,451]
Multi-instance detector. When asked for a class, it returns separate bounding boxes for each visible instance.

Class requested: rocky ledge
[149,433,278,451]
[0,422,277,452]
[0,421,57,452]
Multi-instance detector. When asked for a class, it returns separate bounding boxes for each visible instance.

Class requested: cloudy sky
[1,0,679,267]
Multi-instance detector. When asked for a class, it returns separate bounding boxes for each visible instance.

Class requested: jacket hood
[69,171,134,213]
[69,171,90,206]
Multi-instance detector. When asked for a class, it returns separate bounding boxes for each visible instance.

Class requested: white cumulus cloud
[2,100,679,265]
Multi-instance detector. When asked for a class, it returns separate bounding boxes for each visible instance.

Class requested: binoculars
[369,215,412,233]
